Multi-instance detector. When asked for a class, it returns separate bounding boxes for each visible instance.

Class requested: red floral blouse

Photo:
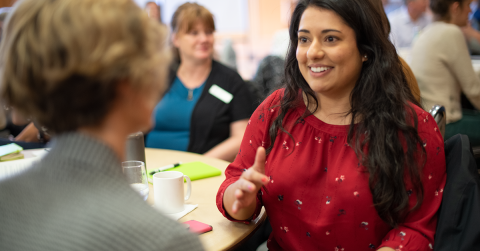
[216,89,446,251]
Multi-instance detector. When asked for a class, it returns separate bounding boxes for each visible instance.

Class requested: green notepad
[0,143,23,157]
[148,161,221,183]
[0,152,24,162]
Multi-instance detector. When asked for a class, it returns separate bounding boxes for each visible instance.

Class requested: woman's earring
[363,55,368,61]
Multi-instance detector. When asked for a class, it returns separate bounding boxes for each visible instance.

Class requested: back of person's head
[431,0,467,19]
[0,0,170,134]
[276,0,424,228]
[170,2,215,35]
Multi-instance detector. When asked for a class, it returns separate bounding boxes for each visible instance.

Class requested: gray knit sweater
[0,132,204,251]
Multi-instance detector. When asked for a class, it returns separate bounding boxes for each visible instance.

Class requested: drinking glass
[122,161,149,200]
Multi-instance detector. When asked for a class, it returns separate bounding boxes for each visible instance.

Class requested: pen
[149,162,182,175]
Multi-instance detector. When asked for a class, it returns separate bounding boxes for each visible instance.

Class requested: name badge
[208,84,233,104]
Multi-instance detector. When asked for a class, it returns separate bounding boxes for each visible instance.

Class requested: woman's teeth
[311,67,332,73]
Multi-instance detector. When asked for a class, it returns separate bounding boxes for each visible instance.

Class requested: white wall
[134,0,249,33]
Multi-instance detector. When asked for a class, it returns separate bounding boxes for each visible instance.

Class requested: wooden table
[144,148,266,251]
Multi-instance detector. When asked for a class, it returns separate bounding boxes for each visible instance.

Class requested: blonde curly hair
[0,0,171,133]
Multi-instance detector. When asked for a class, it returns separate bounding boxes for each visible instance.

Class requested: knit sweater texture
[0,132,204,251]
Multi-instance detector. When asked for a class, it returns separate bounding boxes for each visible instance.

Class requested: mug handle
[184,175,191,201]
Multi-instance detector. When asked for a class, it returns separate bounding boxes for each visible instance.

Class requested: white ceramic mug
[153,171,191,214]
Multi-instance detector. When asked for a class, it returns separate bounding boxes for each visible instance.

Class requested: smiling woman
[296,7,365,117]
[145,2,254,162]
[217,0,446,250]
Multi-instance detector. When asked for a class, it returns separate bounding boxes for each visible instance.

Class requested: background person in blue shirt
[145,2,254,162]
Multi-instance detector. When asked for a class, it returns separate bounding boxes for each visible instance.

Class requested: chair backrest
[429,105,446,139]
[434,134,480,251]
[251,55,285,99]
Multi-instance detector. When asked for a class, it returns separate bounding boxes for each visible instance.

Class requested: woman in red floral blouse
[217,0,446,250]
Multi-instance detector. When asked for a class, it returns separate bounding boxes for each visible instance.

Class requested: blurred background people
[218,38,237,70]
[411,0,480,146]
[145,1,162,23]
[250,0,297,101]
[145,2,254,162]
[383,0,405,13]
[388,0,432,48]
[0,0,203,250]
[460,0,480,54]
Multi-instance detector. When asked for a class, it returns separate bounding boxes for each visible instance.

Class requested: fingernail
[262,177,268,182]
[248,185,254,191]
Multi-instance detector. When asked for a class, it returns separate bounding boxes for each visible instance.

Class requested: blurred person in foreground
[0,11,42,146]
[217,0,446,250]
[0,0,203,250]
[145,2,254,162]
[411,0,480,145]
[388,0,432,48]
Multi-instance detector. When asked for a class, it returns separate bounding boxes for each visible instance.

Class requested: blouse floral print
[217,89,446,251]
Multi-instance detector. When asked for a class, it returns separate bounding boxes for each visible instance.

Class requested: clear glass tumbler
[122,160,149,200]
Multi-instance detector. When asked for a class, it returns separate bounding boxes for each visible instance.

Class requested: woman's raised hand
[224,147,270,220]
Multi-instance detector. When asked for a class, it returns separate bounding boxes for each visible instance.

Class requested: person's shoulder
[0,168,43,202]
[408,102,425,115]
[417,22,463,52]
[251,88,284,115]
[407,102,441,134]
[262,88,285,106]
[428,22,462,36]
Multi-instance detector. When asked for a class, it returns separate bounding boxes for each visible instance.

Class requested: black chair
[251,55,285,99]
[459,95,480,164]
[434,134,480,251]
[474,147,480,162]
[429,104,480,167]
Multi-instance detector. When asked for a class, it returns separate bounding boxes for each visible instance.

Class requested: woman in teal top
[147,77,204,151]
[146,3,254,161]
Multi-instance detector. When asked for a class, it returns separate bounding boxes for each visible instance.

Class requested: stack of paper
[0,149,47,182]
[0,143,24,162]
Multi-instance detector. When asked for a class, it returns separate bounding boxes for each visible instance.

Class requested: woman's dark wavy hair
[267,0,426,228]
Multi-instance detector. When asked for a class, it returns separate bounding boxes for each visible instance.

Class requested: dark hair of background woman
[430,0,468,20]
[266,0,426,228]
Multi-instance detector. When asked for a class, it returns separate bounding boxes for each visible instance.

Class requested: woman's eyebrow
[298,29,342,34]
